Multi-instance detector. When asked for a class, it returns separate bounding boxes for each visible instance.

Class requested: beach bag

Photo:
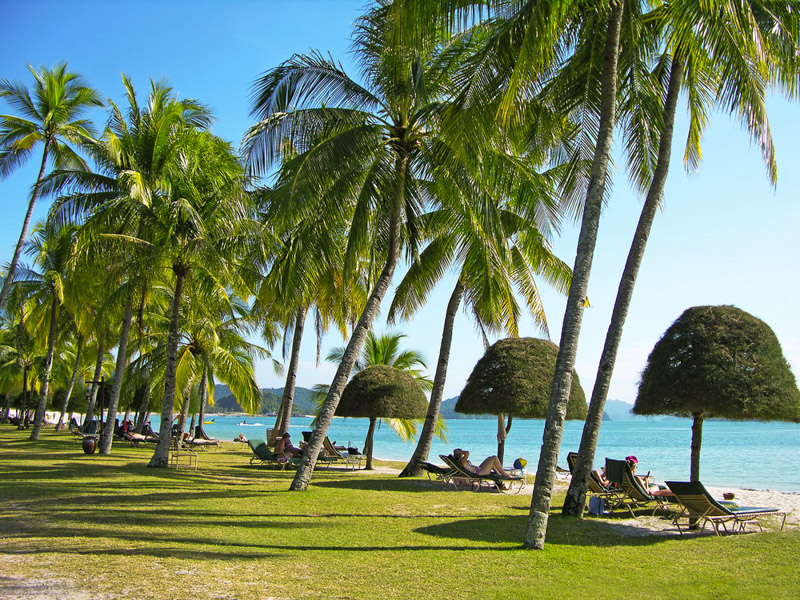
[347,447,361,455]
[588,496,606,516]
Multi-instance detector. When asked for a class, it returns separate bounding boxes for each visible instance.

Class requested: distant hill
[603,399,637,421]
[211,386,319,415]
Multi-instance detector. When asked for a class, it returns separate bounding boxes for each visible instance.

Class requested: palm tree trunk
[275,306,307,435]
[691,412,703,482]
[562,57,684,517]
[2,394,10,422]
[99,293,134,454]
[198,366,208,437]
[364,417,377,470]
[86,336,105,423]
[497,413,512,464]
[56,336,84,431]
[525,0,624,550]
[0,140,51,313]
[18,365,28,429]
[291,152,409,491]
[134,386,151,434]
[399,281,464,477]
[149,268,186,468]
[30,298,58,440]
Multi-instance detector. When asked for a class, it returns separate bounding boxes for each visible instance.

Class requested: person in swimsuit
[453,448,512,477]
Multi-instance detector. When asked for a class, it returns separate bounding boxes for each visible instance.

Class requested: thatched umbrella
[457,338,588,462]
[337,364,428,469]
[634,305,800,481]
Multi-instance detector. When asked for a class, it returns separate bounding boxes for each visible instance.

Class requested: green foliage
[337,365,428,419]
[457,337,588,419]
[634,305,800,421]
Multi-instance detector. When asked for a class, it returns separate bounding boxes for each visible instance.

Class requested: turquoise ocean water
[160,415,800,492]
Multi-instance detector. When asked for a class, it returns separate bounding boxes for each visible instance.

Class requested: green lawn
[1,426,797,599]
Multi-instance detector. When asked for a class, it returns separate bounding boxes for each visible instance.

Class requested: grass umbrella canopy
[336,365,428,419]
[456,338,587,419]
[634,305,800,421]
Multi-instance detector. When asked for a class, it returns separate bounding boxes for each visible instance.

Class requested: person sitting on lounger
[275,433,304,459]
[453,448,512,477]
[626,455,661,493]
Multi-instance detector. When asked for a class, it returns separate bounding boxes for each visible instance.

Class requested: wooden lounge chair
[665,481,787,535]
[248,438,298,469]
[440,454,523,493]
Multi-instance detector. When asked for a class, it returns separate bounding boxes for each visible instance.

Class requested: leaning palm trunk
[30,299,59,440]
[275,306,307,435]
[56,337,84,430]
[0,142,51,313]
[148,269,186,468]
[99,294,134,454]
[85,336,105,423]
[525,0,624,550]
[134,386,151,434]
[290,154,409,491]
[562,58,683,517]
[399,281,464,477]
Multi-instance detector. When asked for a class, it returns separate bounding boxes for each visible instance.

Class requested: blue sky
[3,1,799,406]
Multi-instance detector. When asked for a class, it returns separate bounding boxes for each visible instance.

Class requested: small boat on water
[204,420,215,424]
[238,421,264,426]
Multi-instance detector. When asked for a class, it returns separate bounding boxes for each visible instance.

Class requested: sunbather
[453,448,512,478]
[275,433,304,459]
[626,455,661,494]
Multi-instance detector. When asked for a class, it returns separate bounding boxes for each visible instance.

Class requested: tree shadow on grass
[416,514,669,547]
[311,476,448,494]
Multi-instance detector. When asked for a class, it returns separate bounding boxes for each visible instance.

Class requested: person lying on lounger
[453,448,512,478]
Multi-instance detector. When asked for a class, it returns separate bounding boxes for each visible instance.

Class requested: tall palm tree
[393,177,572,477]
[245,2,485,491]
[138,131,259,468]
[253,190,362,438]
[562,0,800,517]
[0,63,101,313]
[13,220,79,440]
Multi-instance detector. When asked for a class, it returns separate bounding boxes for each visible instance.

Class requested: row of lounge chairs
[247,435,364,470]
[567,451,786,535]
[417,454,524,493]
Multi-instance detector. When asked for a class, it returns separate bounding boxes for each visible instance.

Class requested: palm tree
[245,2,484,491]
[562,0,799,517]
[393,178,572,477]
[252,191,362,438]
[138,131,259,468]
[0,63,101,313]
[13,220,79,439]
[323,330,434,469]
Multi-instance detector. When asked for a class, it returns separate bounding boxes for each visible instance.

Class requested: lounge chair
[194,424,219,442]
[322,436,362,470]
[440,454,523,493]
[69,418,98,442]
[566,452,625,512]
[665,481,787,535]
[605,458,673,517]
[248,438,299,469]
[419,461,455,487]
